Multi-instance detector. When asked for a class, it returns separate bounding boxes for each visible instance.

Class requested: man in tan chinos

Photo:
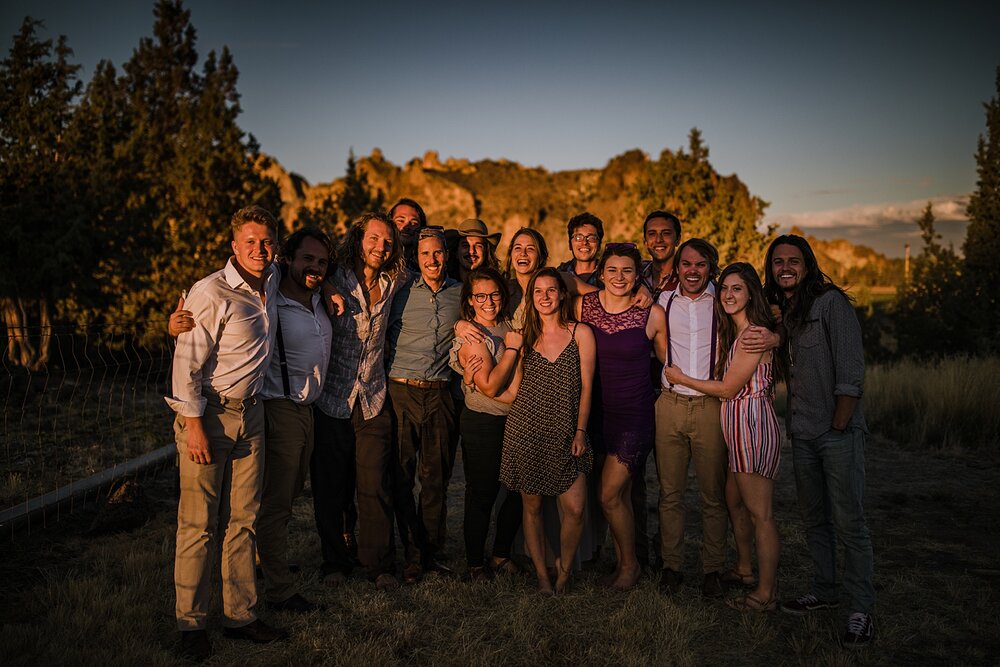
[166,205,287,661]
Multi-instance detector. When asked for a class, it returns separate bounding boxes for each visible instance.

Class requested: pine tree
[963,65,1000,351]
[0,18,82,368]
[628,128,772,266]
[337,148,384,221]
[893,203,970,355]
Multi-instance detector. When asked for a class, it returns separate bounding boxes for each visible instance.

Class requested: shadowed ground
[1,434,998,666]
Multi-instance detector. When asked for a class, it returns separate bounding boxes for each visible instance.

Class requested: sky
[3,0,998,257]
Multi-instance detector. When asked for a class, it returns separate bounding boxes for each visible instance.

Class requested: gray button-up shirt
[786,289,868,440]
[315,265,406,420]
[385,275,462,381]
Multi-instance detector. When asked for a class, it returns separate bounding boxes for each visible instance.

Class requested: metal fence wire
[1,321,176,538]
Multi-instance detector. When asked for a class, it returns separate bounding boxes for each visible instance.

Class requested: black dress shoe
[179,629,212,662]
[269,593,321,613]
[659,568,683,595]
[223,619,289,644]
[702,571,724,599]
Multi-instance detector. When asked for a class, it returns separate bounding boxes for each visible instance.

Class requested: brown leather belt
[389,377,449,390]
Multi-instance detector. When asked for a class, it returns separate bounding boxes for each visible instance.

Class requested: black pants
[312,403,394,578]
[389,383,457,564]
[460,409,522,567]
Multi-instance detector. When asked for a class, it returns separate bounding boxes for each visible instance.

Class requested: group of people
[166,201,876,661]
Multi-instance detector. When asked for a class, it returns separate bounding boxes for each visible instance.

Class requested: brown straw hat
[457,218,501,248]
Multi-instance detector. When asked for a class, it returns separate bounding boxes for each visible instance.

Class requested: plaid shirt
[314,265,407,420]
[640,259,678,302]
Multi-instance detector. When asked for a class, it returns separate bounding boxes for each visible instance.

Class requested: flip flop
[726,594,777,612]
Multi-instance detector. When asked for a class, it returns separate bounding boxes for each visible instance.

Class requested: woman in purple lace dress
[574,244,666,589]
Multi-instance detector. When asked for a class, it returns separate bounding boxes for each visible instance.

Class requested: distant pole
[904,243,910,283]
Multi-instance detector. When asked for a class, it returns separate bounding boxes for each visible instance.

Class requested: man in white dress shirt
[256,228,334,613]
[654,238,729,598]
[166,205,287,661]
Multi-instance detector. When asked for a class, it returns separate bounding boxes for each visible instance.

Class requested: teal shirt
[385,275,462,381]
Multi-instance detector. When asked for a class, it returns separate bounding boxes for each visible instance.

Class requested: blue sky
[3,1,998,255]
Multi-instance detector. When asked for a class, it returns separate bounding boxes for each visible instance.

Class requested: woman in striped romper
[663,262,781,612]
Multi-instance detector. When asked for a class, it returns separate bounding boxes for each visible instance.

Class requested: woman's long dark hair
[460,267,509,324]
[715,263,777,379]
[762,234,848,333]
[521,267,575,351]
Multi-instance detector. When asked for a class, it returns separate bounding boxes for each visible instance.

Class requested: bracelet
[576,428,586,433]
[506,346,521,353]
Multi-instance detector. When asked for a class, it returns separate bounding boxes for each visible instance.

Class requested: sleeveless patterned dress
[580,291,655,476]
[720,338,781,479]
[500,325,593,495]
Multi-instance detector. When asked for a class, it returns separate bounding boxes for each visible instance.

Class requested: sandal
[726,593,777,613]
[720,569,755,587]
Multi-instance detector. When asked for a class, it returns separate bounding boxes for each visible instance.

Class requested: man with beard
[390,198,427,271]
[313,212,407,591]
[765,235,874,648]
[254,228,334,613]
[556,212,604,287]
[447,218,501,281]
[166,205,286,661]
[385,227,464,582]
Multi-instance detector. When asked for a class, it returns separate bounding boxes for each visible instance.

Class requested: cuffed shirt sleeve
[828,293,865,399]
[165,285,223,417]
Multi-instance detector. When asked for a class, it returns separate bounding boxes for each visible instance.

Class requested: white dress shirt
[165,259,278,417]
[261,289,333,404]
[658,283,717,396]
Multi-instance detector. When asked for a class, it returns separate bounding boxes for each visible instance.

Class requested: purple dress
[580,291,655,475]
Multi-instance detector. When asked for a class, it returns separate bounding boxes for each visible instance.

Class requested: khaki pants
[654,390,728,573]
[257,398,314,603]
[174,395,264,631]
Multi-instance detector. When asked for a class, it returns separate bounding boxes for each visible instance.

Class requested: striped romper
[720,341,781,479]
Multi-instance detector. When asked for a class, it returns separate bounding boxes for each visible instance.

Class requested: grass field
[2,427,999,666]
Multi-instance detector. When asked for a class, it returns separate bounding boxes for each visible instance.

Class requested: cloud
[766,195,971,257]
[767,194,970,230]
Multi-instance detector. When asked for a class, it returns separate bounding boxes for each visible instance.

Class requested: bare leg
[734,472,779,602]
[554,474,587,593]
[521,493,552,593]
[600,458,640,589]
[726,469,754,579]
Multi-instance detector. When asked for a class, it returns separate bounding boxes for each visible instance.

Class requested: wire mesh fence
[1,320,176,538]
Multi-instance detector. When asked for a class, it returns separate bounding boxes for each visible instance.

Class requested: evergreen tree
[893,203,970,355]
[0,18,82,368]
[964,65,1000,351]
[337,148,384,221]
[628,128,772,266]
[88,0,280,334]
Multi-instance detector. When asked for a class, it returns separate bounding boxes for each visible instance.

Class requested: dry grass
[865,356,1000,451]
[2,434,999,666]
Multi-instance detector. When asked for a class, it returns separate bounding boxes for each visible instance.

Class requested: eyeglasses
[572,234,600,244]
[605,242,637,251]
[472,291,502,303]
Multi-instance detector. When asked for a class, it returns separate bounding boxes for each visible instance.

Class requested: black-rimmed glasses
[472,291,502,303]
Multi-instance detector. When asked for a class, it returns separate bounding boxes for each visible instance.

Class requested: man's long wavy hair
[715,262,777,379]
[763,234,848,333]
[336,212,404,279]
[521,267,575,352]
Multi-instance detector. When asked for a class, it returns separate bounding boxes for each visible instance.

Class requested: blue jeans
[791,428,875,614]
